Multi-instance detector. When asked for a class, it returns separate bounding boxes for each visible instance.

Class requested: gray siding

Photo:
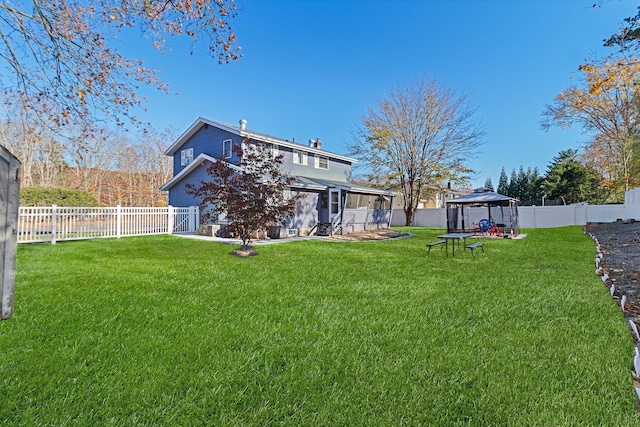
[173,127,352,184]
[173,126,241,176]
[168,162,211,207]
[278,145,352,182]
[170,167,324,232]
[283,191,320,230]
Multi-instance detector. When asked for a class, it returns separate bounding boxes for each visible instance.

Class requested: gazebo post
[461,204,465,232]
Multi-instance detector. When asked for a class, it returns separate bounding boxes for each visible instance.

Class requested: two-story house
[160,117,395,237]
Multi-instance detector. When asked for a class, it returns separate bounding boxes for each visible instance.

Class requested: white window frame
[270,144,279,159]
[330,189,340,218]
[180,148,193,166]
[223,139,232,159]
[293,149,308,165]
[315,155,329,170]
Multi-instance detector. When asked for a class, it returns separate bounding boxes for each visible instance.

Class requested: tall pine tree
[497,168,509,195]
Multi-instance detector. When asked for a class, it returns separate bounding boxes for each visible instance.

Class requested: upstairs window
[269,144,279,159]
[223,139,232,158]
[180,148,193,166]
[315,155,329,170]
[293,149,307,165]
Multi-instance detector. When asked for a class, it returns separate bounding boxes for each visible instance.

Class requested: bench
[465,242,484,259]
[426,240,446,254]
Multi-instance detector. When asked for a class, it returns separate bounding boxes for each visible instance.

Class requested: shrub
[20,187,100,207]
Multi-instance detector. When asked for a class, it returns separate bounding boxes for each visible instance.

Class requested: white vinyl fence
[392,188,640,228]
[18,205,199,244]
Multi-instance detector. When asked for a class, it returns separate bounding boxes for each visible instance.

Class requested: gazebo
[446,188,520,237]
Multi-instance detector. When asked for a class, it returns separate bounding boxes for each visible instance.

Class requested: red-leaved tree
[186,141,301,252]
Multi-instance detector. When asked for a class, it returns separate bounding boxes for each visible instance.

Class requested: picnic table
[437,232,474,257]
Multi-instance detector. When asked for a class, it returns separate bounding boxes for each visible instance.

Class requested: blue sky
[127,0,638,188]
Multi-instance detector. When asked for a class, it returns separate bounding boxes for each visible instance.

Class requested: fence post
[168,206,175,234]
[532,206,536,229]
[116,205,122,238]
[51,204,57,245]
[189,206,198,232]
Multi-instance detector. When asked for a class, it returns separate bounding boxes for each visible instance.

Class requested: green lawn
[1,227,638,425]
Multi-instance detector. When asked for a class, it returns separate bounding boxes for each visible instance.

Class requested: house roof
[291,177,395,196]
[289,176,329,191]
[160,155,395,196]
[165,117,358,164]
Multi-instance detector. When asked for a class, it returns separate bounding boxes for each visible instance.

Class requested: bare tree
[65,127,123,202]
[32,138,66,187]
[0,114,174,206]
[350,76,484,226]
[110,126,173,206]
[114,144,141,206]
[0,94,59,186]
[137,126,174,206]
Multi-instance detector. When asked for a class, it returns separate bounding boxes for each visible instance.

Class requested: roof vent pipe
[308,139,315,147]
[239,119,247,130]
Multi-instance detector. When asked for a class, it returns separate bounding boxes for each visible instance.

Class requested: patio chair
[473,219,492,235]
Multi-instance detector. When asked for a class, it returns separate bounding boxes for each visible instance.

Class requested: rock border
[585,227,640,409]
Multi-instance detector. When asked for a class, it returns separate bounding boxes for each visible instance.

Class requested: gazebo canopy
[448,190,513,205]
[446,188,520,236]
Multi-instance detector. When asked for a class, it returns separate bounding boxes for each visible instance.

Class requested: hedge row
[20,187,99,207]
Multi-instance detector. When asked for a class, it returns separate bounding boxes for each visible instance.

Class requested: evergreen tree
[516,166,529,201]
[528,167,545,204]
[508,169,518,199]
[483,177,494,191]
[543,149,604,204]
[497,168,509,195]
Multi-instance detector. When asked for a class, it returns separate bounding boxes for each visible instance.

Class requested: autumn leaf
[0,0,241,129]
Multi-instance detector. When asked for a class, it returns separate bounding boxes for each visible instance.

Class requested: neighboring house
[391,185,472,210]
[160,117,395,237]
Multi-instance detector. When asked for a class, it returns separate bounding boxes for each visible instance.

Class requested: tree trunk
[404,206,414,226]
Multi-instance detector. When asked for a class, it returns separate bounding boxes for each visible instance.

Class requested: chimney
[239,119,247,130]
[308,138,322,148]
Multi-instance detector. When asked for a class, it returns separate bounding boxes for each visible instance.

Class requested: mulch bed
[585,220,640,405]
[585,221,640,322]
[326,229,410,241]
